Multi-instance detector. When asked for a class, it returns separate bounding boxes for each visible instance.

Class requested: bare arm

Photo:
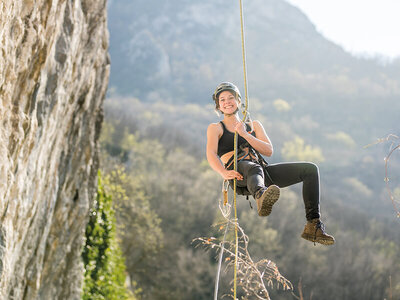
[235,120,273,156]
[206,123,243,180]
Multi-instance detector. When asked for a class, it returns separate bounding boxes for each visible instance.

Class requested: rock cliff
[0,0,109,299]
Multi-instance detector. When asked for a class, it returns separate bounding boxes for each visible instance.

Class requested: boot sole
[258,185,280,217]
[301,233,335,245]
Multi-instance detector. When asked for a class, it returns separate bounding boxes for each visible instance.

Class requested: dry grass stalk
[365,134,400,217]
[193,195,292,299]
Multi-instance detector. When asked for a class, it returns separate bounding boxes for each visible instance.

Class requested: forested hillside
[100,98,400,299]
[107,0,400,141]
[106,0,400,215]
[103,0,400,298]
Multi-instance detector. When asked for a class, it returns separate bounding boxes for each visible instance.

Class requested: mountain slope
[107,0,399,143]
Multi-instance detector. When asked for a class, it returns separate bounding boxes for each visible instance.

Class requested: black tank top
[217,121,255,157]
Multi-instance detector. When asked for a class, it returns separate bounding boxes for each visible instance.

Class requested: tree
[82,173,134,300]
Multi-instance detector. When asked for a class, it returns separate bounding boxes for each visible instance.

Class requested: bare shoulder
[252,120,265,130]
[207,122,222,132]
[251,120,268,137]
[207,122,223,141]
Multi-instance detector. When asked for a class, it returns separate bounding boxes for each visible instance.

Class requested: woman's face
[218,91,239,114]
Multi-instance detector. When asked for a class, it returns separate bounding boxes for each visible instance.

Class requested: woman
[206,82,335,245]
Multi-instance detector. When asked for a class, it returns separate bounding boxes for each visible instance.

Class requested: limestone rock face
[0,0,109,299]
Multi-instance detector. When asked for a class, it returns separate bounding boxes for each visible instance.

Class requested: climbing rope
[239,0,250,118]
[233,0,250,298]
[213,2,250,299]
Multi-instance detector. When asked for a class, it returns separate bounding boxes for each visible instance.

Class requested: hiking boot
[255,185,280,217]
[301,219,335,245]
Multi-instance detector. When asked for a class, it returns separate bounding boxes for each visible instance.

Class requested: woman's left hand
[234,121,248,137]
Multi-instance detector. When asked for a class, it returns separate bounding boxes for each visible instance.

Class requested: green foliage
[343,177,373,197]
[100,115,221,299]
[100,98,400,300]
[102,166,163,292]
[240,210,282,258]
[82,174,134,300]
[103,0,400,295]
[281,136,325,163]
[273,98,291,112]
[325,131,356,148]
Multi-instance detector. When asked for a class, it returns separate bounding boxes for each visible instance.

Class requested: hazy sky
[286,0,400,59]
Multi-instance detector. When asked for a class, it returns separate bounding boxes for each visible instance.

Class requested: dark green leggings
[236,160,321,221]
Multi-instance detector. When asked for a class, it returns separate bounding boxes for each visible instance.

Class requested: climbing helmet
[212,82,241,109]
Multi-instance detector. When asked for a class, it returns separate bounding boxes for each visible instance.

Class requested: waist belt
[224,146,258,170]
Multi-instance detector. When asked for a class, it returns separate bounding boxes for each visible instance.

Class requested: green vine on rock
[82,172,134,300]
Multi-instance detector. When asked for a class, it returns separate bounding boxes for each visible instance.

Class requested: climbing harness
[225,143,275,194]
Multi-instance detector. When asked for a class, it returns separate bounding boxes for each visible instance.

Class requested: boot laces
[255,187,266,200]
[313,221,326,245]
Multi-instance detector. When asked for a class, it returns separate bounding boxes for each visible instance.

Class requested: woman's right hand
[222,169,243,181]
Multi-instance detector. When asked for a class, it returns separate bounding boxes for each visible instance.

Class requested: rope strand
[215,2,250,298]
[214,217,230,300]
[233,1,250,299]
